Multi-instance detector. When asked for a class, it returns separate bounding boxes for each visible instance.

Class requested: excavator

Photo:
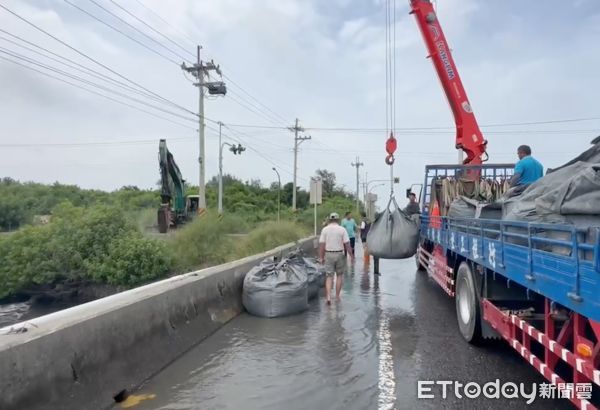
[157,139,198,233]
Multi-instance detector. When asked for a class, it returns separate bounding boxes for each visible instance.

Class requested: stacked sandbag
[367,197,419,259]
[448,196,502,220]
[242,251,325,318]
[242,256,308,318]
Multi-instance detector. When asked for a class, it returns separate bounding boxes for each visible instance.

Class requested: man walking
[319,213,354,304]
[341,211,358,257]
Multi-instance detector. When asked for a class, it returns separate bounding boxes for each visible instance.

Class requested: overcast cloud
[1,0,599,208]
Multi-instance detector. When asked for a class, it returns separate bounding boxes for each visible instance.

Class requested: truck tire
[455,262,483,344]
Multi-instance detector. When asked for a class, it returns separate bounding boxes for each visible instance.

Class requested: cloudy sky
[1,0,599,208]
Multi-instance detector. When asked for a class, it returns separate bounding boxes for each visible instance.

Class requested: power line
[0,137,193,148]
[107,0,195,60]
[84,0,191,63]
[226,91,289,127]
[0,32,179,107]
[222,73,290,125]
[0,48,198,123]
[117,0,291,128]
[0,3,195,115]
[220,124,305,181]
[0,55,196,130]
[132,0,197,48]
[63,0,181,65]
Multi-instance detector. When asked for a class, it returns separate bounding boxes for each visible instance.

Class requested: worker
[341,211,358,257]
[511,145,543,187]
[359,211,371,260]
[404,193,420,216]
[319,213,354,304]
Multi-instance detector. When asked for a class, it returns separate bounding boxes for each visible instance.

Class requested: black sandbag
[448,196,502,220]
[366,197,419,259]
[242,256,308,318]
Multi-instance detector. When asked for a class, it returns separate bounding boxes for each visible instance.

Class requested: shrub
[89,232,171,286]
[0,203,172,298]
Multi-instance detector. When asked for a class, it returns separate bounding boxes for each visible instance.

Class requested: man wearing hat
[319,212,355,304]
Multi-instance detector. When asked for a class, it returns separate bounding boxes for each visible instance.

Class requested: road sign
[310,177,322,205]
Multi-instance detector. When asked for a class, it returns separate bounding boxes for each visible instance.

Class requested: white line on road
[377,314,396,410]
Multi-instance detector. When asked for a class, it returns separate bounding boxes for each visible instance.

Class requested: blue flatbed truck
[406,2,600,407]
[415,163,600,409]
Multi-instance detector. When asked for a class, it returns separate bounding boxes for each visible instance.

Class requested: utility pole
[272,167,281,222]
[351,157,364,214]
[289,118,310,212]
[182,46,226,215]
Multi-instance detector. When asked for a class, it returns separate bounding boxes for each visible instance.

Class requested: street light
[272,167,281,222]
[218,136,245,215]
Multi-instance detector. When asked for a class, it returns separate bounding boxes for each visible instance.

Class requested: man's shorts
[324,251,346,276]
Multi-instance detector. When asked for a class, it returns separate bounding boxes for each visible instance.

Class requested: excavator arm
[158,139,186,232]
[409,0,488,165]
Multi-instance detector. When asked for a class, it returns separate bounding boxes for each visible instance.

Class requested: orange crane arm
[409,0,488,164]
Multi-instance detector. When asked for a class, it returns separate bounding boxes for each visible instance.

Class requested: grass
[167,215,310,274]
[167,211,249,273]
[233,221,309,258]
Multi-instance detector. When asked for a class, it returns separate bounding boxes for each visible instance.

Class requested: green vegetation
[0,170,360,300]
[234,221,310,257]
[168,212,249,273]
[0,204,170,299]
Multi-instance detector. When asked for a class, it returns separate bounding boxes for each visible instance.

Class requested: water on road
[122,244,569,410]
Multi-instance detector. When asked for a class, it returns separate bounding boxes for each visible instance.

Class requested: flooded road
[122,244,569,410]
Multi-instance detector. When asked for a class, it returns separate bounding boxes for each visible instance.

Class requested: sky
[1,0,599,209]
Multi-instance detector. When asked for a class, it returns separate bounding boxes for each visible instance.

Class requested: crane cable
[384,0,397,197]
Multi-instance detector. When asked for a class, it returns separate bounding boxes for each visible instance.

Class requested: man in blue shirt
[341,211,358,257]
[511,145,544,187]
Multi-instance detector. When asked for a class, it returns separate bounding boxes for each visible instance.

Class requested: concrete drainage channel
[0,237,317,410]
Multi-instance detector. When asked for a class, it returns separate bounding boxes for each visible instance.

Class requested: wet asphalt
[120,243,571,410]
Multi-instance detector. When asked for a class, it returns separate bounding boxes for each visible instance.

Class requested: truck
[157,139,199,233]
[408,1,600,408]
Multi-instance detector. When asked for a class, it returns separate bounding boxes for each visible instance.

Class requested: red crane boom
[409,0,488,165]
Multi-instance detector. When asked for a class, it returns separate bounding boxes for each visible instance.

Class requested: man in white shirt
[319,212,354,304]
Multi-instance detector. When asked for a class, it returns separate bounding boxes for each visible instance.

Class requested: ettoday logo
[418,380,538,404]
[418,380,593,403]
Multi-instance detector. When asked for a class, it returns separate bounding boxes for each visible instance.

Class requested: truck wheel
[455,262,483,344]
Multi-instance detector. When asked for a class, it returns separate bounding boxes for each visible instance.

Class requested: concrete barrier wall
[0,237,318,410]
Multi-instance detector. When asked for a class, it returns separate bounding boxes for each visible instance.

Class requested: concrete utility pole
[351,157,364,214]
[289,118,310,212]
[182,46,226,215]
[272,167,281,222]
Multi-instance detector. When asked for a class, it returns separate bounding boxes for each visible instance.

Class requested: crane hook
[385,131,397,166]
